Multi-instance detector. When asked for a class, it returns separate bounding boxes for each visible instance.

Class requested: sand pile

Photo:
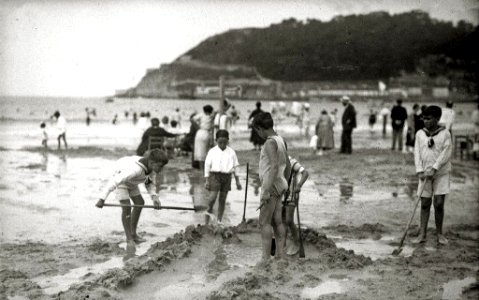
[322,223,389,240]
[54,221,375,299]
[0,269,44,300]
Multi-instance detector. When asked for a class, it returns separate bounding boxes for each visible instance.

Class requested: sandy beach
[2,0,478,298]
[1,130,478,299]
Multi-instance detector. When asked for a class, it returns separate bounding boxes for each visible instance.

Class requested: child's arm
[294,169,309,193]
[144,174,160,209]
[204,151,212,190]
[430,131,452,176]
[414,131,426,180]
[233,152,242,190]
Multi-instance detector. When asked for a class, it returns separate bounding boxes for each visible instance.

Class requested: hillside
[185,11,476,83]
[126,10,477,98]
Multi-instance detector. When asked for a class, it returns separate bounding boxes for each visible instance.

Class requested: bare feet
[437,234,448,245]
[412,236,426,244]
[132,236,146,244]
[287,244,300,256]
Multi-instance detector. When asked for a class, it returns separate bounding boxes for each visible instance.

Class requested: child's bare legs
[259,198,276,262]
[270,197,286,259]
[130,195,145,242]
[284,205,299,254]
[217,190,228,222]
[120,199,134,243]
[259,195,284,262]
[57,133,68,150]
[433,195,448,244]
[415,196,432,243]
[207,190,219,215]
[415,194,447,244]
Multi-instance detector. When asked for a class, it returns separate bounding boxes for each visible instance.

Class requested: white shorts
[417,173,450,198]
[114,184,141,201]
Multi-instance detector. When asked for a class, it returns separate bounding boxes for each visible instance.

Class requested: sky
[0,0,478,97]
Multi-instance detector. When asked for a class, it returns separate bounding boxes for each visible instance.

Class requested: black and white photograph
[0,0,478,299]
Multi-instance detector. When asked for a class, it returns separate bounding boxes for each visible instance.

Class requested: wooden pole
[242,162,249,223]
[219,75,225,112]
[102,203,201,211]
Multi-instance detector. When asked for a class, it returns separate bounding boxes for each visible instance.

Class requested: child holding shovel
[283,156,309,255]
[95,149,169,247]
[253,112,291,263]
[204,129,242,224]
[413,105,452,245]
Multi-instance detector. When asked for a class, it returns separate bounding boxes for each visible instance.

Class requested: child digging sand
[95,149,168,248]
[204,129,242,224]
[413,105,452,245]
[283,156,309,255]
[253,112,291,263]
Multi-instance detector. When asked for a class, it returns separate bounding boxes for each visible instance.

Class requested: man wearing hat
[340,96,357,154]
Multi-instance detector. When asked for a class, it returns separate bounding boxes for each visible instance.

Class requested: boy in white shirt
[204,129,242,223]
[96,149,168,247]
[413,105,452,245]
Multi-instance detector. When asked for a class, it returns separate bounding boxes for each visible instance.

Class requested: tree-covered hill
[184,10,477,84]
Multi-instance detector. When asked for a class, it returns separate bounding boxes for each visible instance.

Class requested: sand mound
[55,221,374,299]
[322,223,389,240]
[0,269,44,299]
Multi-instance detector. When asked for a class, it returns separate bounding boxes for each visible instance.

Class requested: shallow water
[1,96,476,152]
[334,237,414,260]
[442,277,475,300]
[301,279,346,298]
[33,257,124,295]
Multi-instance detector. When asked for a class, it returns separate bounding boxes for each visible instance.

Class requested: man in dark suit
[136,118,176,156]
[340,96,357,154]
[391,99,408,151]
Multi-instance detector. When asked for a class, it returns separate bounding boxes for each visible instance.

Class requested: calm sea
[0,96,475,150]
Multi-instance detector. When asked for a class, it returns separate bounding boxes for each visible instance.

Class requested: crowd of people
[93,101,459,265]
[35,96,478,264]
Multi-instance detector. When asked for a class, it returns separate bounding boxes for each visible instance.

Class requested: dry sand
[1,145,478,299]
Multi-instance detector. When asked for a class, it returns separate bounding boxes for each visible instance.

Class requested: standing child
[204,130,242,224]
[40,122,48,149]
[283,156,309,255]
[253,112,291,263]
[95,149,168,248]
[413,105,452,245]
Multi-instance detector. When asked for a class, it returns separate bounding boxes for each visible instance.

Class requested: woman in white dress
[192,105,214,169]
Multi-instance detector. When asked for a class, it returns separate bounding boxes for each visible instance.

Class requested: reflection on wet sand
[41,151,48,171]
[339,178,353,203]
[188,171,208,210]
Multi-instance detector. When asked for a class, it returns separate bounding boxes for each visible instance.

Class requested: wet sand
[1,139,478,299]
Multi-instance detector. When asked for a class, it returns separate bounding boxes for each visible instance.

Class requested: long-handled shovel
[295,192,306,258]
[102,203,205,211]
[392,178,427,256]
[241,162,249,223]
